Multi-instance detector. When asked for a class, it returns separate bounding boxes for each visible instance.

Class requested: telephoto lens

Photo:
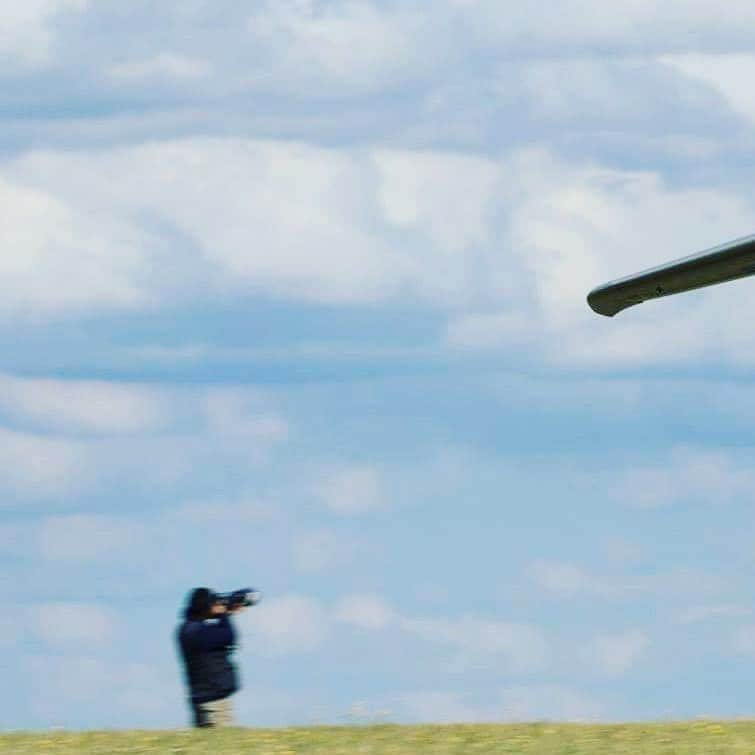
[217,588,262,608]
[232,588,262,607]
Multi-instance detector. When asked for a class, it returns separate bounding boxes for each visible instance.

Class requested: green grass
[1,722,755,754]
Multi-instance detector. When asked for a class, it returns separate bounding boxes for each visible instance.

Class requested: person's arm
[196,614,236,652]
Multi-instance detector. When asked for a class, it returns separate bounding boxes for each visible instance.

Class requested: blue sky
[5,0,755,731]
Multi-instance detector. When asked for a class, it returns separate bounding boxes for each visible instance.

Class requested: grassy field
[1,722,755,754]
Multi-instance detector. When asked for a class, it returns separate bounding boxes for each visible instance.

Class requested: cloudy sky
[5,0,755,730]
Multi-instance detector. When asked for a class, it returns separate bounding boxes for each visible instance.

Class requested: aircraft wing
[587,234,755,317]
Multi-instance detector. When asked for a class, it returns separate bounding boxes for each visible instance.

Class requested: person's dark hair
[184,587,216,620]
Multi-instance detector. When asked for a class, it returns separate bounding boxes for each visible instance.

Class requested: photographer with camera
[176,587,260,728]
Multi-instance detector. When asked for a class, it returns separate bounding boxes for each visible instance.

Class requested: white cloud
[316,464,384,516]
[0,176,153,319]
[462,1,755,56]
[511,59,654,121]
[400,616,549,673]
[0,428,88,500]
[615,447,755,508]
[6,138,755,371]
[0,0,87,68]
[10,0,755,105]
[246,0,438,96]
[4,141,504,317]
[248,595,329,656]
[331,592,549,673]
[529,559,722,600]
[395,685,603,723]
[0,382,291,506]
[374,150,497,254]
[108,52,211,81]
[372,148,517,309]
[123,1,755,104]
[203,390,289,444]
[0,430,196,506]
[97,138,407,306]
[244,589,550,675]
[584,630,649,677]
[29,602,116,646]
[661,53,755,123]
[335,594,395,630]
[0,374,167,435]
[507,149,755,363]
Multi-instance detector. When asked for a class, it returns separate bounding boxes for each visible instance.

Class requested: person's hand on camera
[211,602,227,616]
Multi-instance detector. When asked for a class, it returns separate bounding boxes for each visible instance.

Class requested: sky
[5,0,755,731]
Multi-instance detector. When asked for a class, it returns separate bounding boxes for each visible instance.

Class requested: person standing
[176,587,244,728]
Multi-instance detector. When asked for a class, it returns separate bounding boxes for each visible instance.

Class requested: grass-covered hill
[0,721,753,754]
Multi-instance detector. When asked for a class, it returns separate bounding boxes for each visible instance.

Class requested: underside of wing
[587,234,755,317]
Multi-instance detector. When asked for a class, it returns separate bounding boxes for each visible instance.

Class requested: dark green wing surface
[587,234,755,317]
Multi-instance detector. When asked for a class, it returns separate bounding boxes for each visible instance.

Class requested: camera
[214,588,262,610]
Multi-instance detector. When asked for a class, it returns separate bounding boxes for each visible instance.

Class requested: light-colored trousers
[192,696,234,727]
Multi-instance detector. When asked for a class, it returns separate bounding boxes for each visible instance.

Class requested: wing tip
[587,289,620,317]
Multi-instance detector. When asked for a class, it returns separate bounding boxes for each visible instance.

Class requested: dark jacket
[177,614,239,703]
